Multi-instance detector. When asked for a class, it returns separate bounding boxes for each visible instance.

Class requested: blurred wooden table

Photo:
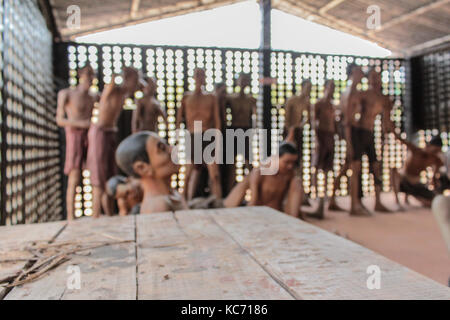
[1,207,449,300]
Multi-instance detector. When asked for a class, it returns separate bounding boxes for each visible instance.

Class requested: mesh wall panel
[0,0,63,225]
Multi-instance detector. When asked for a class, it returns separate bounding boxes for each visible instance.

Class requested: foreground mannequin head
[237,73,251,91]
[143,77,157,97]
[301,79,312,97]
[368,68,382,90]
[116,131,178,181]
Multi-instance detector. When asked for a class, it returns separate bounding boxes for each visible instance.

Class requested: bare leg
[101,193,114,216]
[223,176,250,208]
[66,169,81,221]
[207,163,222,199]
[390,168,404,210]
[329,161,348,212]
[187,167,200,201]
[372,161,391,213]
[92,186,103,218]
[350,160,372,216]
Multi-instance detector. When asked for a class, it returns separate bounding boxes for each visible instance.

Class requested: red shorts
[64,127,88,175]
[86,125,118,188]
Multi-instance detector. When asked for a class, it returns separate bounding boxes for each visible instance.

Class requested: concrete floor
[306,194,450,286]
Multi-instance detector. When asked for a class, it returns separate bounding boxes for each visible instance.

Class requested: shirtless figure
[394,135,443,207]
[106,176,143,216]
[86,67,140,218]
[349,69,393,216]
[227,74,257,188]
[308,80,337,219]
[176,68,222,200]
[56,65,97,221]
[115,132,248,214]
[132,77,166,133]
[285,80,312,167]
[328,64,364,212]
[249,142,303,218]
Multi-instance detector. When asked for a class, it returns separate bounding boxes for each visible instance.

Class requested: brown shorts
[86,125,118,188]
[189,132,217,169]
[315,129,335,171]
[64,127,88,175]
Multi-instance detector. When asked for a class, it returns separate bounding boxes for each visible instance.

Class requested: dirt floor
[305,193,450,286]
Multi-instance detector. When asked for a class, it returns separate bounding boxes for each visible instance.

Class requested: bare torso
[183,92,218,133]
[134,96,164,132]
[285,95,310,129]
[97,86,127,129]
[255,172,293,211]
[58,87,96,127]
[228,93,256,128]
[315,99,336,133]
[357,89,386,131]
[340,86,362,129]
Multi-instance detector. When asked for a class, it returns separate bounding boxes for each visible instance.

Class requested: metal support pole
[260,0,272,156]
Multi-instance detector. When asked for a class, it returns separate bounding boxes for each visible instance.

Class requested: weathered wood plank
[0,221,66,299]
[136,211,293,300]
[211,206,450,300]
[5,216,136,300]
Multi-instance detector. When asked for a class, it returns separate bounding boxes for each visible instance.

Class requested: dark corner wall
[408,46,450,134]
[0,0,63,225]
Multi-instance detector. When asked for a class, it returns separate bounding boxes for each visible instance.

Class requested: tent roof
[49,0,450,56]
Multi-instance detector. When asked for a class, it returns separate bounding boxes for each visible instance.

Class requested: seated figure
[106,175,143,216]
[115,132,248,214]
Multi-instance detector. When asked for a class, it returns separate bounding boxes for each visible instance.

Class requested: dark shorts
[229,126,252,162]
[189,132,218,169]
[315,129,335,171]
[400,177,435,201]
[351,127,377,163]
[86,125,118,188]
[64,127,88,175]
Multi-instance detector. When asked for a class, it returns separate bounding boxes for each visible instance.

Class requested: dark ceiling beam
[38,0,61,41]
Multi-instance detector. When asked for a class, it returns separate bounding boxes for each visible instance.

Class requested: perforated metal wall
[0,0,63,225]
[61,42,407,216]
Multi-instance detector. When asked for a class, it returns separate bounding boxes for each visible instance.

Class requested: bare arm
[176,95,186,129]
[249,169,262,206]
[213,95,221,131]
[131,100,143,134]
[284,177,303,218]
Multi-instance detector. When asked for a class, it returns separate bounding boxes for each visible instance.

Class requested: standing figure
[56,65,97,221]
[328,64,364,212]
[132,77,166,133]
[285,80,312,168]
[349,68,393,216]
[227,74,257,189]
[308,80,337,219]
[215,82,230,194]
[86,67,140,218]
[176,68,222,200]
